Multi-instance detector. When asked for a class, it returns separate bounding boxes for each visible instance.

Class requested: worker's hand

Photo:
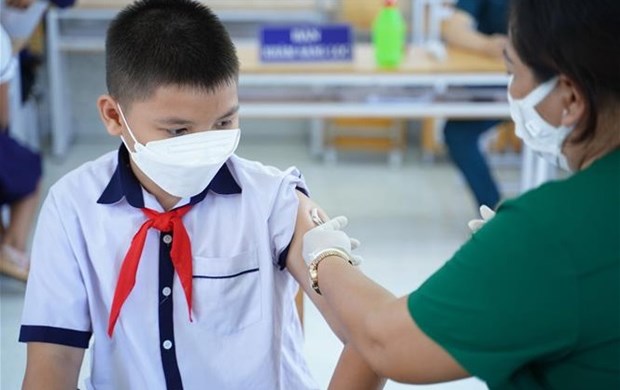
[468,205,496,233]
[482,34,508,58]
[6,0,35,9]
[303,215,363,266]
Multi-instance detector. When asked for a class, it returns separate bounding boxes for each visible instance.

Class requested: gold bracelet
[308,249,352,295]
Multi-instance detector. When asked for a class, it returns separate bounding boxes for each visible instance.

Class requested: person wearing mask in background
[1,0,74,282]
[3,0,76,103]
[0,24,42,282]
[441,0,509,209]
[19,1,382,389]
[299,0,619,387]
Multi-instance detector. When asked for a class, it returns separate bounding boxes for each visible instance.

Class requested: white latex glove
[467,205,496,233]
[303,215,363,266]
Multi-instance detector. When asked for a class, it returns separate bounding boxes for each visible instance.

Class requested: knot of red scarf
[108,204,193,337]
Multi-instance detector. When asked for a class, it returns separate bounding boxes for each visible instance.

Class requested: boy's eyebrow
[217,104,240,120]
[155,117,195,126]
[154,105,239,126]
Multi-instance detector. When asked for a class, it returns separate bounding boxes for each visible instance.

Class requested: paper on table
[0,1,49,39]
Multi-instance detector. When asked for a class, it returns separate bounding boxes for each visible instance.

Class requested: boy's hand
[303,213,362,266]
[467,205,496,233]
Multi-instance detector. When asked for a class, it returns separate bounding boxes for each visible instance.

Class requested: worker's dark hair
[105,0,239,107]
[509,0,620,142]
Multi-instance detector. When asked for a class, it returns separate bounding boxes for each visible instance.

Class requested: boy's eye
[215,118,235,129]
[166,128,189,136]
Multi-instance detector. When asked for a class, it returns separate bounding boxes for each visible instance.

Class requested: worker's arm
[316,259,468,383]
[298,218,469,383]
[441,8,507,58]
[22,342,85,390]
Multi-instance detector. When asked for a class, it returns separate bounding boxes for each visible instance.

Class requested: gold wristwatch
[308,248,352,295]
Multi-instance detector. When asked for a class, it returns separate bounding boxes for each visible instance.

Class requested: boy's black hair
[105,0,239,106]
[509,0,620,143]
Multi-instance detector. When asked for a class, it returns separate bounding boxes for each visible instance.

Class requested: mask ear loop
[116,104,141,148]
[521,76,559,107]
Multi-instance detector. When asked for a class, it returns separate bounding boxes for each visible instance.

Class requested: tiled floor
[0,129,523,388]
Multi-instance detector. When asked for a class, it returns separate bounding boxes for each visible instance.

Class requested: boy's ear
[97,94,123,136]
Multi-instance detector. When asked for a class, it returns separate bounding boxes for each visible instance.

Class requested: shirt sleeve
[407,200,579,386]
[267,166,308,269]
[19,189,92,348]
[0,26,17,84]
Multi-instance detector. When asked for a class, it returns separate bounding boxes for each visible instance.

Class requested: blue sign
[260,24,353,63]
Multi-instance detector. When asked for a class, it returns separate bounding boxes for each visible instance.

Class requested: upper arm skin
[441,8,489,53]
[441,8,475,41]
[22,342,85,390]
[285,190,348,341]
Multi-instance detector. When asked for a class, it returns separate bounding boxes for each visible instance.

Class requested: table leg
[47,8,72,158]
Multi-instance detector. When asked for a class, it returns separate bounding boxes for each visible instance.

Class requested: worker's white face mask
[508,76,573,171]
[117,105,240,198]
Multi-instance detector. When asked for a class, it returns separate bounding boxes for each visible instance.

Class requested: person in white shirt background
[0,18,42,282]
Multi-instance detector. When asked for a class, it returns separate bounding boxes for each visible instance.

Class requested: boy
[19,1,382,389]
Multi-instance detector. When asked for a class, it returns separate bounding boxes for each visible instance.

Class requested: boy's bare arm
[286,191,348,340]
[287,191,385,390]
[328,345,387,390]
[22,342,84,390]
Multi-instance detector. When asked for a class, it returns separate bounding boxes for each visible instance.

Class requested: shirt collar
[97,144,241,208]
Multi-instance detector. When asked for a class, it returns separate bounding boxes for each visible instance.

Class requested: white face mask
[117,106,240,198]
[508,76,573,171]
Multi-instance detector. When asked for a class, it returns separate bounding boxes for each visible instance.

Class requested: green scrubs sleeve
[408,202,579,386]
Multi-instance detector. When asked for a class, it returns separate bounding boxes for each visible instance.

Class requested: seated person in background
[4,0,76,102]
[0,24,42,282]
[19,1,382,389]
[441,0,509,209]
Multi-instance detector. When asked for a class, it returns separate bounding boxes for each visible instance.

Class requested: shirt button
[162,287,172,297]
[163,340,173,350]
[163,234,172,244]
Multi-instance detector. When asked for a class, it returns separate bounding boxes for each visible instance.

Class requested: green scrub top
[408,149,620,389]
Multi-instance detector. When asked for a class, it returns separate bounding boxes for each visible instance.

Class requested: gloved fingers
[310,208,325,226]
[308,208,349,231]
[467,219,485,233]
[479,205,496,221]
[350,237,361,250]
[319,215,348,231]
[303,228,352,264]
[350,254,363,266]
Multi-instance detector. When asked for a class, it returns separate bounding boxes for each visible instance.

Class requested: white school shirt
[20,146,318,390]
[0,25,17,83]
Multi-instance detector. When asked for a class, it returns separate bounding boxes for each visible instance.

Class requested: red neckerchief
[108,204,193,336]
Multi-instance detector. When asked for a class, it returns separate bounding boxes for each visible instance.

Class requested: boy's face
[98,83,239,149]
[97,83,239,203]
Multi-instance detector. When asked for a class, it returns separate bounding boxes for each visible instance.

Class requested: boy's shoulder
[48,149,118,200]
[227,155,307,211]
[227,154,304,188]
